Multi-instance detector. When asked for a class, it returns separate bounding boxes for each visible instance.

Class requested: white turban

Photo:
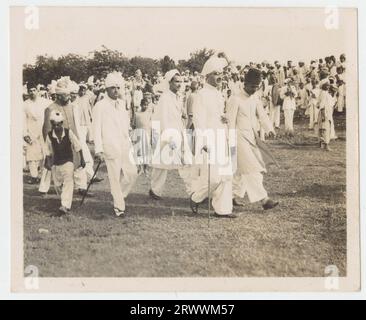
[201,56,228,76]
[50,110,64,123]
[55,77,70,95]
[105,73,122,88]
[87,76,94,86]
[69,81,79,94]
[164,69,180,83]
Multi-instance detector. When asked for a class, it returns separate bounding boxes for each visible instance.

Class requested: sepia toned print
[11,6,359,292]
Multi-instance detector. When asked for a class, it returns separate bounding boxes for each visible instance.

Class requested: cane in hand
[207,148,211,225]
[79,159,102,207]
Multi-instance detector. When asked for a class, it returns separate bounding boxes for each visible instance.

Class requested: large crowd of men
[23,53,346,217]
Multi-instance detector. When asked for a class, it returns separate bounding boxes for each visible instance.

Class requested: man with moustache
[149,69,192,200]
[93,73,138,217]
[189,56,237,218]
[227,68,279,210]
[40,78,88,196]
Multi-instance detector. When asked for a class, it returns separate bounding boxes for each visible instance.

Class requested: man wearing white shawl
[149,69,192,199]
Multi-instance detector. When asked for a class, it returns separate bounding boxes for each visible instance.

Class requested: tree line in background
[23,46,216,86]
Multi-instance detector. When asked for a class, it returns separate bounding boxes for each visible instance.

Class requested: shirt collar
[52,128,65,143]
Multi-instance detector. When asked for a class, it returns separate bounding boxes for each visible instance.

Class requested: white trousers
[38,164,87,193]
[270,104,281,128]
[233,172,268,203]
[28,160,41,178]
[191,165,233,215]
[105,156,138,211]
[79,126,95,180]
[309,105,319,129]
[284,109,295,133]
[53,162,74,209]
[151,167,192,197]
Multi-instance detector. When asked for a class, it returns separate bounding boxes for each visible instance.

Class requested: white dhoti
[191,163,233,215]
[105,155,138,211]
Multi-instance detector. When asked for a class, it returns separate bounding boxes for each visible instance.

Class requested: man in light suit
[93,73,138,217]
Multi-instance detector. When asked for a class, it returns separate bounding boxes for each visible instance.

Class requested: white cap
[105,73,122,88]
[164,69,180,83]
[201,56,228,76]
[50,110,64,122]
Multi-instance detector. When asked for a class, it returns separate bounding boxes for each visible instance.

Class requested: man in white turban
[149,69,192,200]
[93,73,138,217]
[70,81,103,184]
[189,56,237,218]
[44,110,85,215]
[40,77,88,196]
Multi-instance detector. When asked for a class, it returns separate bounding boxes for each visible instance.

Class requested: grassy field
[23,114,346,277]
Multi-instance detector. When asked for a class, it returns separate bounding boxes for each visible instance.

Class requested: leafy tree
[183,48,215,73]
[159,55,176,74]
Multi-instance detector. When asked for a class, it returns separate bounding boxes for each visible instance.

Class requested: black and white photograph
[8,4,360,292]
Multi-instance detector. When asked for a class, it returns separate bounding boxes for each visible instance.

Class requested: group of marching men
[23,53,346,217]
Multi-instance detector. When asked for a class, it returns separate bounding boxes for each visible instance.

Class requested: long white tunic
[151,90,188,169]
[23,97,50,161]
[227,90,273,175]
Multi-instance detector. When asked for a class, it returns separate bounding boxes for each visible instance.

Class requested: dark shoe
[262,199,279,210]
[78,189,94,197]
[26,177,37,185]
[149,189,162,200]
[190,194,200,214]
[113,207,125,217]
[233,198,245,207]
[213,212,239,219]
[92,177,104,183]
[51,206,70,217]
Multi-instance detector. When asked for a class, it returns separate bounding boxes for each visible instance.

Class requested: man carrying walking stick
[189,55,238,219]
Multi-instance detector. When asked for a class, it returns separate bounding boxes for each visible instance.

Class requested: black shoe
[78,189,94,197]
[92,177,104,183]
[213,212,239,219]
[233,198,245,207]
[190,194,200,214]
[51,206,70,217]
[149,189,162,200]
[262,199,279,210]
[26,177,37,185]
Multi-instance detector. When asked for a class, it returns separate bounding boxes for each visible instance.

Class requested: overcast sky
[20,7,355,66]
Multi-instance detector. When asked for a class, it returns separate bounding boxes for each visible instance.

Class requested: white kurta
[227,90,273,203]
[23,97,50,161]
[190,84,233,215]
[150,90,192,196]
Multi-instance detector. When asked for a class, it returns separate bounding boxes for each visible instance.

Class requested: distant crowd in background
[23,52,346,217]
